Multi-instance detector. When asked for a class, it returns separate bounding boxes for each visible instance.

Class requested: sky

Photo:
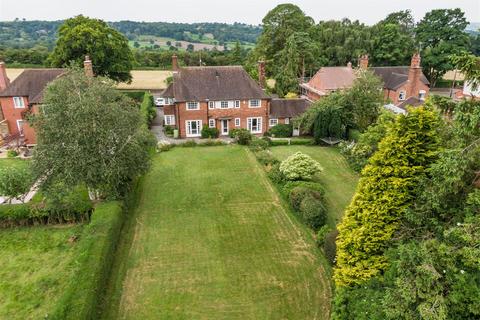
[0,0,479,25]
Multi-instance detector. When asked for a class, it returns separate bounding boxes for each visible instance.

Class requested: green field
[270,146,359,226]
[0,225,83,319]
[0,158,30,170]
[104,146,331,319]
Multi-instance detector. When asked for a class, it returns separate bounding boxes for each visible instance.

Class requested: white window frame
[398,90,406,101]
[234,100,240,109]
[247,117,262,134]
[164,115,175,126]
[220,101,229,109]
[208,101,215,109]
[16,119,24,135]
[269,118,278,127]
[185,120,202,137]
[249,99,261,108]
[235,118,240,127]
[419,90,426,100]
[186,101,200,110]
[284,118,290,124]
[208,118,215,128]
[13,97,25,108]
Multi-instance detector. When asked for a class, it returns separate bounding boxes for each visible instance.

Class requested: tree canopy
[49,15,134,82]
[31,68,156,199]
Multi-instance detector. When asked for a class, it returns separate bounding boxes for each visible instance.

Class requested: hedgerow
[50,201,123,320]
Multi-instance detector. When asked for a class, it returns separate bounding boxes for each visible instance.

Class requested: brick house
[161,57,274,138]
[0,56,94,145]
[269,98,310,126]
[0,66,65,144]
[300,53,430,112]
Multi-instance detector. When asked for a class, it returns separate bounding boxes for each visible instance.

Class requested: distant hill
[0,20,262,50]
[467,23,480,34]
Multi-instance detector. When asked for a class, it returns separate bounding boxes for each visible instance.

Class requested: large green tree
[254,4,314,75]
[334,107,440,287]
[49,15,134,82]
[370,23,414,66]
[415,9,470,86]
[31,68,156,199]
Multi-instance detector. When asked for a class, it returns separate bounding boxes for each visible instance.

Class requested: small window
[419,90,426,100]
[187,102,200,110]
[164,115,175,126]
[249,99,260,108]
[208,101,215,109]
[269,118,278,127]
[398,91,406,101]
[13,97,25,108]
[234,100,240,108]
[284,118,290,124]
[16,120,24,135]
[220,101,229,109]
[235,118,240,127]
[209,119,215,128]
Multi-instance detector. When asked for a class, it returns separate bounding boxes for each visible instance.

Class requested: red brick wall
[384,81,430,105]
[176,99,269,138]
[0,96,37,144]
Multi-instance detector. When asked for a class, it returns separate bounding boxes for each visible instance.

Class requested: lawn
[0,225,83,319]
[0,158,30,170]
[270,146,359,226]
[104,146,331,319]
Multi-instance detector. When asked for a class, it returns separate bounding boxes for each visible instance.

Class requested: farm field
[270,146,359,226]
[104,146,331,319]
[0,225,84,319]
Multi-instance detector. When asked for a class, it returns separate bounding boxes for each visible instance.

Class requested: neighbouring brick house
[300,53,430,112]
[269,99,310,126]
[161,56,310,138]
[0,56,94,145]
[0,66,65,144]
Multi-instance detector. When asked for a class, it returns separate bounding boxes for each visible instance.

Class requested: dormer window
[398,91,406,101]
[13,97,25,108]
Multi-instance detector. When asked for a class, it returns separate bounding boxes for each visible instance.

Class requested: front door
[221,119,229,135]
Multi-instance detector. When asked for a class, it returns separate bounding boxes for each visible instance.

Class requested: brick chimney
[84,55,94,77]
[359,54,369,69]
[0,61,10,91]
[172,54,179,72]
[258,60,266,89]
[407,52,421,98]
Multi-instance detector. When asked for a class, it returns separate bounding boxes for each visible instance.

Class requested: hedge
[270,138,314,146]
[50,201,123,320]
[140,92,156,126]
[121,90,146,103]
[0,190,93,228]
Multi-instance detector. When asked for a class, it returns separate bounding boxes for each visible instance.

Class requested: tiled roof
[270,98,310,118]
[372,67,429,90]
[306,67,356,91]
[0,69,65,104]
[169,66,269,102]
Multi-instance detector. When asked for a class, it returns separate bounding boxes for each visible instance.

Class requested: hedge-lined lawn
[0,225,83,319]
[270,146,358,226]
[105,146,331,319]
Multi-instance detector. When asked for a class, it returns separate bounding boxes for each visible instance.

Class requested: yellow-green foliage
[334,107,440,287]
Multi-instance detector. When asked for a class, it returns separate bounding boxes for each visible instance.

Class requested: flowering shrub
[279,152,322,180]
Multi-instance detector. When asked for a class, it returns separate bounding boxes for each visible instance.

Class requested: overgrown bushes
[230,128,252,145]
[50,201,123,320]
[252,146,328,232]
[201,124,219,139]
[268,123,293,137]
[0,187,93,228]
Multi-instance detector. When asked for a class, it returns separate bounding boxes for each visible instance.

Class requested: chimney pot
[172,55,179,72]
[359,54,369,69]
[0,61,10,91]
[83,55,94,77]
